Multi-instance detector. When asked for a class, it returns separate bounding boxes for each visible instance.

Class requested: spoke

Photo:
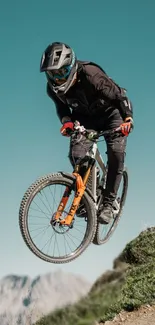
[73,226,85,235]
[40,189,53,213]
[46,233,55,255]
[29,223,48,226]
[30,204,51,219]
[30,225,49,232]
[63,233,73,253]
[55,233,60,257]
[53,233,56,256]
[49,184,58,209]
[41,232,55,252]
[63,234,67,255]
[65,232,78,248]
[31,225,50,239]
[66,231,81,242]
[29,214,50,219]
[75,221,86,226]
[37,192,52,215]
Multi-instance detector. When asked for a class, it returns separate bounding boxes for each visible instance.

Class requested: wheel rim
[25,182,90,260]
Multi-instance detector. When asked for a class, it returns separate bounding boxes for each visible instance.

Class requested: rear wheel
[93,168,128,245]
[19,172,97,263]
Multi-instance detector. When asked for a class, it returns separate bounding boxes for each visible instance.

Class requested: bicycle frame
[86,141,107,203]
[53,125,121,226]
[53,137,107,226]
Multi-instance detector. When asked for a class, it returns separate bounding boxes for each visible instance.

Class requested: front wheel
[19,172,97,264]
[93,168,128,245]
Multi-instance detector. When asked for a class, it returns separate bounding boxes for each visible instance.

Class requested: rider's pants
[68,107,127,206]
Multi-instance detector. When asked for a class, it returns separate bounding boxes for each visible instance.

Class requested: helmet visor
[46,65,71,81]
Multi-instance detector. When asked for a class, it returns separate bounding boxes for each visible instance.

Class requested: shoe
[98,204,114,224]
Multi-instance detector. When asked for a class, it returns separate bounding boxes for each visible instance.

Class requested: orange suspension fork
[53,165,81,222]
[52,186,71,222]
[59,166,92,226]
[53,166,81,223]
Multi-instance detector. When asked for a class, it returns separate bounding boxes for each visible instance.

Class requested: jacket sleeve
[46,83,72,123]
[85,65,133,120]
[96,73,133,119]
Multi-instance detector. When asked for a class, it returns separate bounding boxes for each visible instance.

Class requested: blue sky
[0,0,155,283]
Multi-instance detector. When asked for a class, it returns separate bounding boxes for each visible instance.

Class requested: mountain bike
[19,121,128,264]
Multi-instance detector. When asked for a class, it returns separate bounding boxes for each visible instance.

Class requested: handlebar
[71,121,121,140]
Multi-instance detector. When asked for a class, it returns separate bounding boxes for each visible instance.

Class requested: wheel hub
[50,211,74,233]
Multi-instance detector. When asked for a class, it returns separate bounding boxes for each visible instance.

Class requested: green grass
[34,227,155,325]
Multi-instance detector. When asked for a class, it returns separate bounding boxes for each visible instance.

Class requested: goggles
[47,65,71,81]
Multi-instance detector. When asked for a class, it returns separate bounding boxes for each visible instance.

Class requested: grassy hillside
[35,227,155,325]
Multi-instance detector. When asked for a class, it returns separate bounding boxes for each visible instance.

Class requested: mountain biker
[40,42,134,224]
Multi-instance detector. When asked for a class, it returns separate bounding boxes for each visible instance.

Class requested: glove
[120,117,134,136]
[60,121,74,137]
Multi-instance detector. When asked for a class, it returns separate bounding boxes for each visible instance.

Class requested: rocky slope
[35,227,155,325]
[102,305,155,325]
[0,270,91,325]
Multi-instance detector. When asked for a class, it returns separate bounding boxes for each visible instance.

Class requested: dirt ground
[99,305,155,325]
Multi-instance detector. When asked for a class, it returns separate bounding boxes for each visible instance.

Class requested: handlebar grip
[66,128,74,135]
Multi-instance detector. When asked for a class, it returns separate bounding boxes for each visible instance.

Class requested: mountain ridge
[0,269,92,325]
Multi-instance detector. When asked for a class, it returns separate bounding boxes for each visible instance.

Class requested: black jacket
[46,61,133,123]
